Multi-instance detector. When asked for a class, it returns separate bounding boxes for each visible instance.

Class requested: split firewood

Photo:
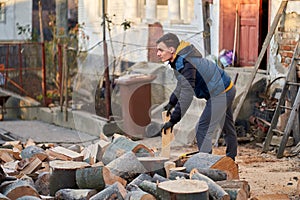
[0,150,15,163]
[1,179,40,200]
[67,144,82,153]
[24,138,36,148]
[20,146,47,161]
[49,160,90,196]
[82,140,110,164]
[90,182,127,200]
[46,146,83,161]
[76,165,126,191]
[183,152,239,180]
[216,180,250,200]
[164,161,176,179]
[157,179,209,200]
[34,172,50,195]
[102,136,154,165]
[4,141,22,151]
[190,168,230,200]
[20,157,42,175]
[106,151,147,182]
[126,173,152,191]
[55,188,98,200]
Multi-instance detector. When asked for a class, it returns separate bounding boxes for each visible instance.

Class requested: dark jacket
[168,42,232,124]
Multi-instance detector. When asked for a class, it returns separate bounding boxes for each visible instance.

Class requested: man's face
[156,42,174,63]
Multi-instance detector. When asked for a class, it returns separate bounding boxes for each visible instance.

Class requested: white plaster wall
[0,0,32,40]
[269,0,300,80]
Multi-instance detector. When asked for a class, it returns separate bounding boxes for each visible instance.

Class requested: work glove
[163,103,174,117]
[161,121,174,135]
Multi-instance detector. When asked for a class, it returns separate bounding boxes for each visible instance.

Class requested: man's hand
[162,121,174,134]
[163,103,174,116]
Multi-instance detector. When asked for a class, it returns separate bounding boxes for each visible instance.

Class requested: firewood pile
[0,134,251,200]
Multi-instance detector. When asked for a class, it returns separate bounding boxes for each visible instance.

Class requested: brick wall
[276,12,300,79]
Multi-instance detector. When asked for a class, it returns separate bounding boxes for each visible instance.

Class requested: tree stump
[102,136,154,165]
[190,169,230,200]
[1,179,40,200]
[157,179,209,200]
[49,160,90,196]
[90,182,127,200]
[76,165,126,191]
[183,153,239,180]
[55,188,98,200]
[106,151,147,182]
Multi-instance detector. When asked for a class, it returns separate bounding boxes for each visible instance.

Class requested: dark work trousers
[195,85,237,160]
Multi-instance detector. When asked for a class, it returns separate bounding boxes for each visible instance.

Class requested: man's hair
[156,33,180,48]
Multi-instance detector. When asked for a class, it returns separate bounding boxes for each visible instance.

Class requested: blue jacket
[168,42,232,124]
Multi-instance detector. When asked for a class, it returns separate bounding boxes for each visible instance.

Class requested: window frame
[0,2,5,23]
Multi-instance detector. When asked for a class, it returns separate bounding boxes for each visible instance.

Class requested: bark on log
[76,165,126,191]
[169,171,190,180]
[49,160,90,196]
[15,196,41,200]
[1,179,40,200]
[20,146,47,161]
[102,136,154,165]
[138,180,158,198]
[0,193,9,200]
[157,179,209,200]
[190,169,230,200]
[196,168,227,181]
[152,173,168,183]
[55,188,98,200]
[125,190,156,200]
[90,182,127,200]
[106,151,147,182]
[126,174,152,191]
[34,171,50,195]
[184,153,239,180]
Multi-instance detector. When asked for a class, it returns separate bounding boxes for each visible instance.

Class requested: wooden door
[220,0,262,66]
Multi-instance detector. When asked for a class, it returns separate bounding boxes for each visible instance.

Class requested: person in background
[156,33,238,160]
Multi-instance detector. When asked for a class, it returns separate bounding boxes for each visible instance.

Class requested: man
[156,33,237,160]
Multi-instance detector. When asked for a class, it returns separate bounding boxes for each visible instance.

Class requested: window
[0,2,5,22]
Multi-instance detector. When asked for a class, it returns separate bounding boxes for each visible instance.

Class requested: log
[183,153,239,180]
[76,165,126,191]
[49,160,90,196]
[55,188,98,200]
[90,182,127,200]
[46,146,83,161]
[157,179,209,200]
[1,179,40,200]
[15,196,41,200]
[106,151,147,182]
[190,169,230,200]
[20,145,47,161]
[223,188,248,200]
[125,190,156,200]
[196,168,227,181]
[152,173,168,183]
[169,171,190,180]
[216,180,250,199]
[102,136,154,165]
[137,156,169,177]
[126,174,152,191]
[138,180,158,198]
[34,172,50,196]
